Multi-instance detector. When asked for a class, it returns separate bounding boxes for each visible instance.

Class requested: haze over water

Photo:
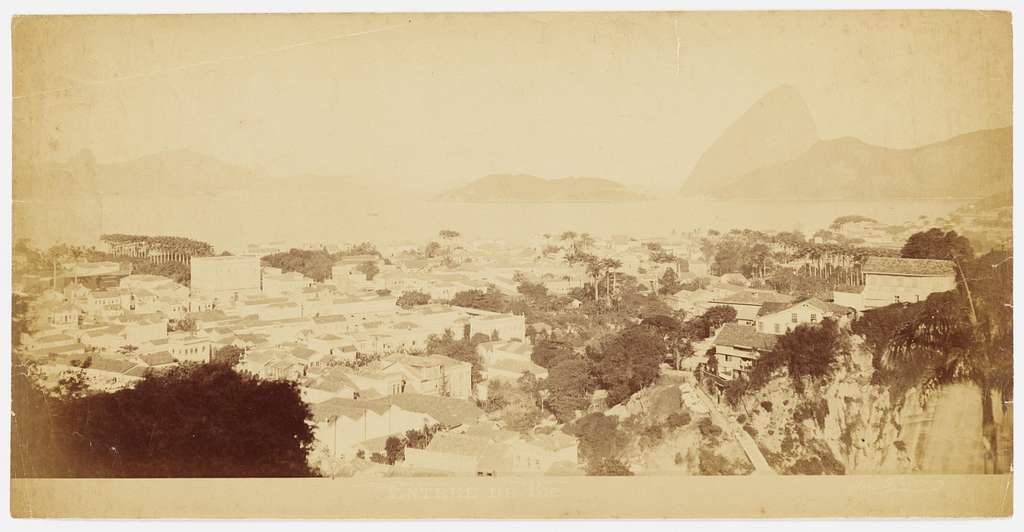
[19,190,969,253]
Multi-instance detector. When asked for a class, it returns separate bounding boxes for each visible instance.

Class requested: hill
[701,127,1012,200]
[12,149,363,199]
[439,174,646,202]
[682,85,819,194]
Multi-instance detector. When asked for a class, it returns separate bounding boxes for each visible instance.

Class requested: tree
[424,329,487,384]
[749,318,846,393]
[12,293,32,350]
[901,228,974,264]
[384,436,405,465]
[12,362,315,477]
[517,280,549,302]
[702,305,737,329]
[423,241,443,259]
[396,290,431,309]
[658,268,682,296]
[439,229,460,240]
[884,288,1012,473]
[117,344,139,356]
[588,325,665,406]
[356,261,380,281]
[531,339,575,369]
[211,345,244,367]
[571,413,631,475]
[545,358,595,422]
[261,248,334,282]
[641,315,694,369]
[170,318,196,333]
[450,286,509,313]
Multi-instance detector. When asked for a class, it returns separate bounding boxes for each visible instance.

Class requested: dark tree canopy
[587,324,665,406]
[261,248,334,282]
[545,358,595,423]
[901,228,974,264]
[658,268,683,295]
[531,338,575,369]
[12,362,315,477]
[396,290,432,308]
[449,286,511,313]
[570,413,632,475]
[211,344,244,367]
[749,318,846,393]
[702,305,738,330]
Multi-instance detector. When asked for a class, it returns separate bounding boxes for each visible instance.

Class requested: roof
[713,290,795,306]
[425,433,493,457]
[140,351,176,366]
[88,357,139,375]
[372,394,484,427]
[487,358,548,377]
[862,256,956,276]
[756,297,854,318]
[713,323,778,352]
[311,397,391,422]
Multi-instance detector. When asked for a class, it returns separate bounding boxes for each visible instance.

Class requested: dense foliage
[570,413,632,476]
[396,290,432,308]
[587,325,665,406]
[900,228,974,264]
[11,361,315,477]
[423,329,489,384]
[748,318,847,394]
[261,248,335,282]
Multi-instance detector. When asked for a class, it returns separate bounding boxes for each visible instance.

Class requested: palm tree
[601,258,622,307]
[584,255,604,302]
[885,289,1012,473]
[560,231,579,255]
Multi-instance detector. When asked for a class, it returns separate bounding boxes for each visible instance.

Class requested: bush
[587,458,633,476]
[743,423,757,437]
[760,401,773,413]
[666,411,691,428]
[697,417,723,439]
[792,399,829,429]
[639,424,665,449]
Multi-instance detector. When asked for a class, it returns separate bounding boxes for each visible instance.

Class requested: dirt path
[693,386,776,475]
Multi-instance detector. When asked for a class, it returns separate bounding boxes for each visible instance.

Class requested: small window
[774,323,781,333]
[810,314,817,323]
[791,313,798,323]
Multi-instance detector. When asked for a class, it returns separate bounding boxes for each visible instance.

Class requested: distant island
[439,174,647,202]
[682,85,1012,201]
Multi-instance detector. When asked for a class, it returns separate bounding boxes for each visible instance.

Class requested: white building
[190,255,262,301]
[834,256,957,311]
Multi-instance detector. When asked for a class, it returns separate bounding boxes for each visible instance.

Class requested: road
[691,385,776,475]
[913,383,986,474]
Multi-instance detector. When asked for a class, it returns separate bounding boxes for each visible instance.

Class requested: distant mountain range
[439,174,646,202]
[13,149,361,199]
[682,86,1012,200]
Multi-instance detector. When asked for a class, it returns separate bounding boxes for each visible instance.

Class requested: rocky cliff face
[733,336,930,474]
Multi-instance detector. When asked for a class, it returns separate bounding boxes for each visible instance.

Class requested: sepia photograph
[6,6,1016,520]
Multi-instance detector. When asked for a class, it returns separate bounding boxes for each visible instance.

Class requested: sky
[12,11,1013,190]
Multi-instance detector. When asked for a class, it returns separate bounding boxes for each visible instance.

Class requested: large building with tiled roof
[834,256,957,311]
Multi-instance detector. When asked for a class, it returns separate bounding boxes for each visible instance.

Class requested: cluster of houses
[14,228,962,474]
[700,255,957,383]
[14,241,585,474]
